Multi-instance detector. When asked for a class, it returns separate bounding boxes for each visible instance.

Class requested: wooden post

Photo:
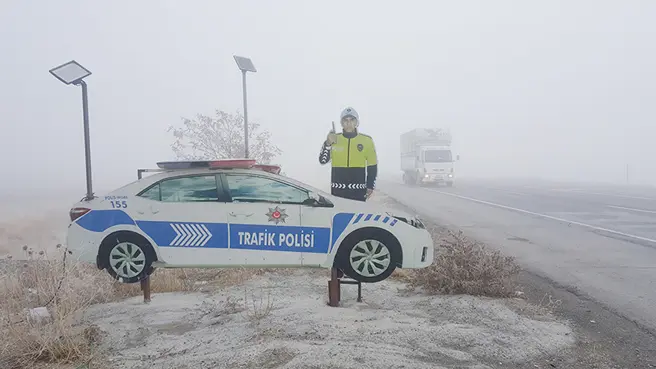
[140,276,151,304]
[327,267,340,307]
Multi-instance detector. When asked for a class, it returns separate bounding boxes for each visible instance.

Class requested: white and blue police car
[66,159,434,284]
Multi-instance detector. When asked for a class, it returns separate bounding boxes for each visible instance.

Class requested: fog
[2,0,655,197]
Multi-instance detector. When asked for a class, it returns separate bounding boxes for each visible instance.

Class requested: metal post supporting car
[327,267,363,307]
[141,276,151,304]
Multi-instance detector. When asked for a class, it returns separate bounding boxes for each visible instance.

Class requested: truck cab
[419,146,456,186]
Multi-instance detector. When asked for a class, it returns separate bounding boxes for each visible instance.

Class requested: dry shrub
[243,287,275,324]
[0,246,111,368]
[377,192,521,297]
[111,267,270,298]
[405,226,521,298]
[514,292,563,316]
[219,296,247,315]
[0,246,266,368]
[109,269,197,299]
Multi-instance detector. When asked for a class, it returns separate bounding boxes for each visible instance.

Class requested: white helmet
[340,106,359,124]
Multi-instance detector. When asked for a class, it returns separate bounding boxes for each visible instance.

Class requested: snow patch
[84,271,575,369]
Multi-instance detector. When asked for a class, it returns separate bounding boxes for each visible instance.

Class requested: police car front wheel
[99,232,155,284]
[336,228,401,283]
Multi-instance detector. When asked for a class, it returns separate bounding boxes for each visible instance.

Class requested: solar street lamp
[49,60,95,201]
[233,55,257,159]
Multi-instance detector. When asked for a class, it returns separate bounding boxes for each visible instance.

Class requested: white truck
[400,128,459,187]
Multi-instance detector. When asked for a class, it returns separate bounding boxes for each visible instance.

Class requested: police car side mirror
[304,192,333,207]
[319,195,334,207]
[456,155,460,161]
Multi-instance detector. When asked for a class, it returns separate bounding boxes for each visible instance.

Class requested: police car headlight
[412,217,426,229]
[390,214,425,229]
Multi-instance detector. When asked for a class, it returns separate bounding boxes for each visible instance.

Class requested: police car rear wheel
[100,232,154,284]
[110,242,146,278]
[336,228,401,283]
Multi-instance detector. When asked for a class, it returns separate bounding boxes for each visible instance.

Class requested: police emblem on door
[266,206,288,224]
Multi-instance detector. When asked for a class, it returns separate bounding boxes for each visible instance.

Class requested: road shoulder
[381,190,656,369]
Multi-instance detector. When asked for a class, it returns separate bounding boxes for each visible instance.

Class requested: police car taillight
[69,207,91,222]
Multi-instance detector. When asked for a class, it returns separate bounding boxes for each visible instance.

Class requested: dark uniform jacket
[318,130,378,201]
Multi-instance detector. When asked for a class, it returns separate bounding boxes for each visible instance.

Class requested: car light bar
[208,159,257,169]
[156,159,258,170]
[253,164,281,174]
[155,161,211,170]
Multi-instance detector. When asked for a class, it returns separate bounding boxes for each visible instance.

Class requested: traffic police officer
[318,106,378,201]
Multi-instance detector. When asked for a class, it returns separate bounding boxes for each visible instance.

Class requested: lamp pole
[78,80,93,200]
[49,60,95,200]
[242,70,249,159]
[233,55,257,159]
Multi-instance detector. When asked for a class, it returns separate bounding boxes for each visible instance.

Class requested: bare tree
[168,109,282,163]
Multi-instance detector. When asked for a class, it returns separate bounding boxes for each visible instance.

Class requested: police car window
[139,184,160,201]
[157,175,219,202]
[225,174,308,204]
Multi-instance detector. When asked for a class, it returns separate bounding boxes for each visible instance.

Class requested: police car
[66,159,434,284]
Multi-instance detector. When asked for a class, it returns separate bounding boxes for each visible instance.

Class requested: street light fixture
[233,55,257,159]
[49,60,95,201]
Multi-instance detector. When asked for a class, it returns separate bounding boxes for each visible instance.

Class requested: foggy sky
[2,0,655,196]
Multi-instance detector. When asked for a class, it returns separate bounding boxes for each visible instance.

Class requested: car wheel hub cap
[109,242,146,278]
[349,239,391,277]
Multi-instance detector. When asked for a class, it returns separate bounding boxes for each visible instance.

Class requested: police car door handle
[229,212,253,217]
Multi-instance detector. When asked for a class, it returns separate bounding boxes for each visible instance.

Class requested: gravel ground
[83,270,575,369]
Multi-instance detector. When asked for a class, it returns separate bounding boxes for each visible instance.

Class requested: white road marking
[425,188,656,244]
[607,205,656,214]
[494,189,528,196]
[492,184,656,201]
[549,189,656,201]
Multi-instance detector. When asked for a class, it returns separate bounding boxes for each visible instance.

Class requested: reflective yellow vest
[318,131,378,200]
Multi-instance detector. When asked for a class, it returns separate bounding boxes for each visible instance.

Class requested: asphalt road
[378,177,656,334]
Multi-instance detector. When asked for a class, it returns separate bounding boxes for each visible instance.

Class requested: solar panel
[233,55,257,73]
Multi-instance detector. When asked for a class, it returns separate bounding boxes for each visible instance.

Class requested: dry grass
[401,223,522,298]
[1,246,108,369]
[374,193,521,298]
[243,288,275,324]
[515,292,563,316]
[0,246,265,369]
